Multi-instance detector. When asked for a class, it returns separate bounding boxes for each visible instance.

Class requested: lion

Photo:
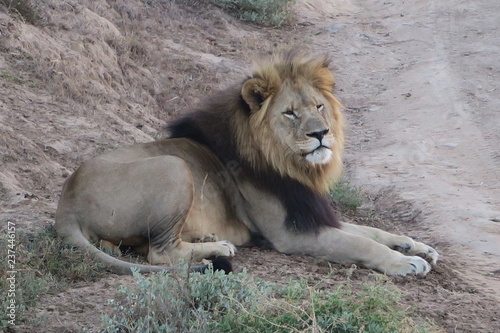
[55,51,438,275]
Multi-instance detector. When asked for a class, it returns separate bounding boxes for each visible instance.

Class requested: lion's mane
[168,51,344,233]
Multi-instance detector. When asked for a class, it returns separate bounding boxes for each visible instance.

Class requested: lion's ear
[241,78,270,113]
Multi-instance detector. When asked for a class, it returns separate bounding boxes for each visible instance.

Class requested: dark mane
[167,83,244,163]
[167,82,340,234]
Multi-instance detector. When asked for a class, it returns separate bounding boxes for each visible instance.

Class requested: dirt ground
[1,0,499,332]
[322,0,500,297]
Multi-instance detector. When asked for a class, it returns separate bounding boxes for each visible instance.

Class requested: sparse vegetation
[0,0,40,25]
[213,0,295,27]
[102,269,433,333]
[0,226,106,329]
[330,179,364,211]
[0,73,25,84]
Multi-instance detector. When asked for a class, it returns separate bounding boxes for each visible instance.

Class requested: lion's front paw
[382,255,431,276]
[393,238,439,265]
[412,242,439,265]
[215,240,237,257]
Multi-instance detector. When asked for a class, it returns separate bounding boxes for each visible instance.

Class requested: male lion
[55,51,438,275]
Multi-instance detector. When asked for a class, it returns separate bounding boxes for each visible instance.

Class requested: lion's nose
[306,129,329,142]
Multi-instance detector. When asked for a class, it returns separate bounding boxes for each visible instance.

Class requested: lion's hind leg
[182,231,219,243]
[110,155,224,265]
[341,222,439,265]
[143,156,236,266]
[100,240,122,257]
[148,240,236,265]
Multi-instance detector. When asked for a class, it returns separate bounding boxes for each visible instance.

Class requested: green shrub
[102,267,273,332]
[330,179,363,211]
[103,268,432,333]
[213,0,295,27]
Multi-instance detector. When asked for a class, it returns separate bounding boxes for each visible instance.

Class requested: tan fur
[55,51,438,276]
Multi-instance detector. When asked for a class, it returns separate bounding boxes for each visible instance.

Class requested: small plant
[0,73,25,84]
[103,268,434,332]
[0,225,106,329]
[330,179,364,211]
[213,0,295,27]
[0,0,40,25]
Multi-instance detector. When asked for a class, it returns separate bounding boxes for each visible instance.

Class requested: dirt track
[302,0,500,299]
[1,0,499,332]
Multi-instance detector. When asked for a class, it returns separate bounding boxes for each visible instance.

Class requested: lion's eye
[283,110,297,120]
[316,104,324,112]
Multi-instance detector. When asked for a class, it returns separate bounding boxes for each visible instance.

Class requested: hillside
[1,0,499,332]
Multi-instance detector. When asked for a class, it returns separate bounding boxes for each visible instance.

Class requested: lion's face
[239,54,344,193]
[270,81,337,166]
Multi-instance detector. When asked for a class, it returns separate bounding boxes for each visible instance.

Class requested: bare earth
[313,0,500,298]
[1,0,499,332]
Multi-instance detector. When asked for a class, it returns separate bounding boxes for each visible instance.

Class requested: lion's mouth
[302,144,330,156]
[304,146,333,165]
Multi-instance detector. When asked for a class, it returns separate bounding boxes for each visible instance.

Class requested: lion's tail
[57,224,232,275]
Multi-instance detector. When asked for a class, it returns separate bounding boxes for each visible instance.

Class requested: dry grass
[0,0,41,25]
[0,226,106,329]
[2,0,264,121]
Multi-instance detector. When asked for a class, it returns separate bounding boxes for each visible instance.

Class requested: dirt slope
[0,0,267,230]
[1,0,499,332]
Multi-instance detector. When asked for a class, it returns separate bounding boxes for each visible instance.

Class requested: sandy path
[301,0,500,298]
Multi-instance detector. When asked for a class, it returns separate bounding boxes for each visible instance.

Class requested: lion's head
[236,51,344,193]
[169,50,344,195]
